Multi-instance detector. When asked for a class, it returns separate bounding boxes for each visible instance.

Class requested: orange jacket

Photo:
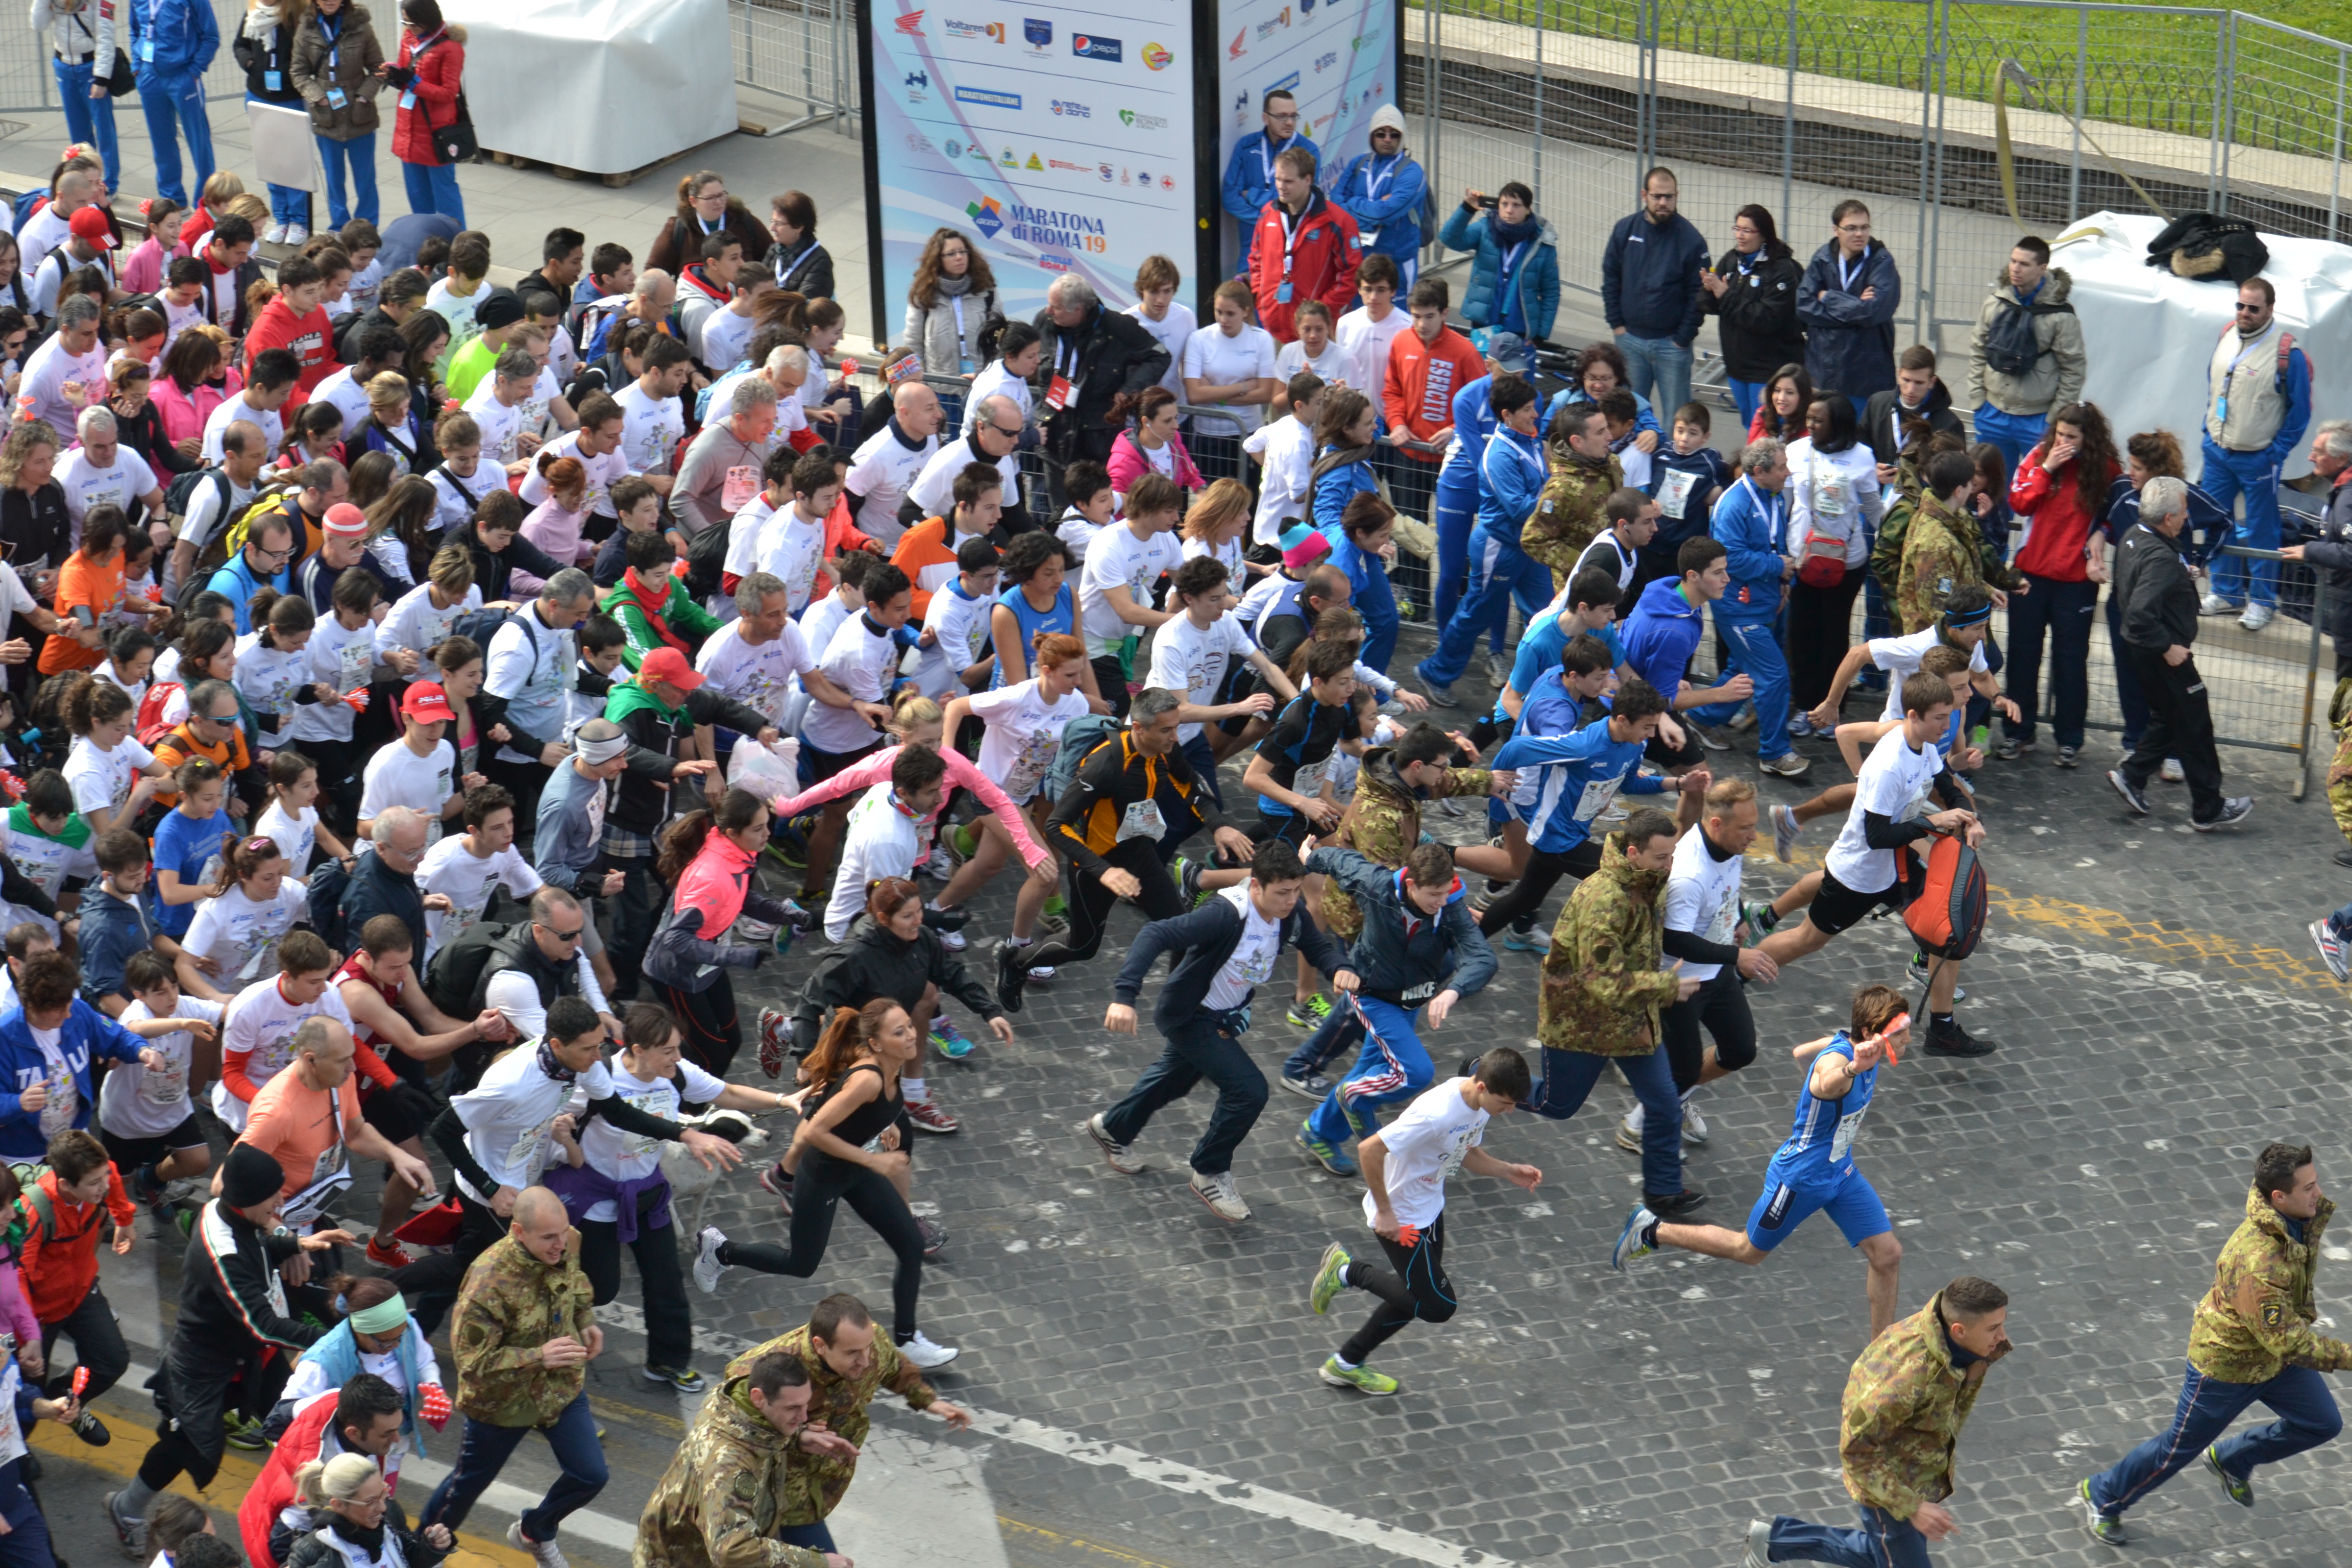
[1382,326,1485,461]
[889,515,993,620]
[18,1167,135,1324]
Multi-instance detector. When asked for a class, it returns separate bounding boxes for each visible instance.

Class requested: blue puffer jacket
[1304,845,1495,1002]
[1797,239,1903,401]
[1438,205,1561,343]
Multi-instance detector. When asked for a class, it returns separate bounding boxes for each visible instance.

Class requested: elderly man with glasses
[904,392,1031,536]
[335,805,442,966]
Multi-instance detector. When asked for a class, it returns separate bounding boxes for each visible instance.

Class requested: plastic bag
[729,737,801,803]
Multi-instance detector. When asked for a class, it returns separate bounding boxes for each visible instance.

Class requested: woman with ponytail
[938,631,1087,960]
[513,453,591,595]
[1103,385,1204,502]
[691,994,960,1370]
[176,832,305,1000]
[641,787,812,1077]
[60,670,168,834]
[280,1450,454,1568]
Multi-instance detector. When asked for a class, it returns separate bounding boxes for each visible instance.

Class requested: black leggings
[1027,838,1186,970]
[1476,839,1603,936]
[1662,969,1758,1092]
[578,1195,693,1372]
[657,972,741,1077]
[717,1149,926,1339]
[1338,1213,1456,1365]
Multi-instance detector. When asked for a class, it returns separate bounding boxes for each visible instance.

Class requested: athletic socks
[114,1476,158,1520]
[1639,1218,1661,1248]
[1930,1011,1955,1031]
[902,1074,930,1105]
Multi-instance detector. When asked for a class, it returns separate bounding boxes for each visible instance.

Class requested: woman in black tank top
[689,999,960,1369]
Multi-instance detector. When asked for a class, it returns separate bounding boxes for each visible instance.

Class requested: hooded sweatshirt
[1536,829,1681,1056]
[1620,574,1707,699]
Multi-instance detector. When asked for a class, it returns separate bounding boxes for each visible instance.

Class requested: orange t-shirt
[241,1070,358,1199]
[37,550,124,674]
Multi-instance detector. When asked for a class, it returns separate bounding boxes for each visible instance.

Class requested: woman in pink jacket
[1104,386,1204,503]
[151,328,239,459]
[512,453,591,595]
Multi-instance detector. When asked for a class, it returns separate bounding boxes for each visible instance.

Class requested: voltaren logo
[894,9,923,34]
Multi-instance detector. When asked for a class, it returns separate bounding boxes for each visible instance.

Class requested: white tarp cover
[2051,211,2352,484]
[443,0,738,175]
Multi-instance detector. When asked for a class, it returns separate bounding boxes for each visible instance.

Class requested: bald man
[843,381,942,549]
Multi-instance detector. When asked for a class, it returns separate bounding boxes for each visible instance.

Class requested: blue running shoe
[1296,1122,1357,1177]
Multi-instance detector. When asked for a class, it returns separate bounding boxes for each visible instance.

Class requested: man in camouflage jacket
[718,1296,972,1533]
[422,1187,609,1551]
[634,1350,861,1568]
[1895,451,2022,633]
[2082,1144,2352,1541]
[1521,406,1622,589]
[1524,810,1704,1214]
[1749,1278,2012,1567]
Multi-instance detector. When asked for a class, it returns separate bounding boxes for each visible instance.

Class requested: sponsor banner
[1215,0,1396,274]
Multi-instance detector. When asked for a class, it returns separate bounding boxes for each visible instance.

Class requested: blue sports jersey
[1489,700,1665,854]
[991,581,1074,689]
[1501,604,1624,716]
[1766,1031,1877,1188]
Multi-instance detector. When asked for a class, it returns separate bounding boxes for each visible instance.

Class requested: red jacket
[17,1167,135,1325]
[244,298,339,414]
[1248,191,1361,346]
[389,25,464,166]
[240,1392,391,1567]
[2009,444,2119,582]
[1382,325,1484,461]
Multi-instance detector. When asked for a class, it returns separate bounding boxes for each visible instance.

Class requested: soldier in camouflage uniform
[634,1349,861,1568]
[1527,807,1705,1217]
[713,1293,973,1552]
[2080,1143,2352,1546]
[1282,725,1510,1095]
[1895,450,2022,635]
[1743,1277,2012,1568]
[422,1187,610,1561]
[1521,403,1623,590]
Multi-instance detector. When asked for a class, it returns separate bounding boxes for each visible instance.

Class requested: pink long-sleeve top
[771,742,1052,872]
[513,496,594,596]
[0,1250,39,1350]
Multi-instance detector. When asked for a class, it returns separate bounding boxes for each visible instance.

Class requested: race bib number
[1114,798,1167,843]
[1656,467,1698,518]
[308,1141,347,1188]
[1573,777,1623,823]
[1815,465,1850,519]
[722,465,758,512]
[1829,1104,1868,1163]
[337,639,373,691]
[1293,759,1329,801]
[508,1118,556,1182]
[37,1071,74,1140]
[139,1054,188,1106]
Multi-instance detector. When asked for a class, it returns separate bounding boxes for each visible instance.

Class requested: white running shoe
[2240,603,2276,631]
[507,1523,569,1568]
[692,1226,728,1294]
[898,1330,959,1368]
[262,222,289,246]
[1679,1096,1709,1145]
[1190,1168,1251,1221]
[1770,802,1800,863]
[1615,1103,1644,1152]
[2161,757,2186,782]
[283,223,309,246]
[935,926,967,951]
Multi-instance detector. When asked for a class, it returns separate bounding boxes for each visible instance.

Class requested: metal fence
[731,0,854,135]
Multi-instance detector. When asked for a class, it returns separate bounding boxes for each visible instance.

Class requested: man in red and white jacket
[1249,147,1361,346]
[1382,277,1485,465]
[240,1372,437,1568]
[242,253,340,411]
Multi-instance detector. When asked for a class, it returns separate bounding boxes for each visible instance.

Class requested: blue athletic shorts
[1744,1170,1891,1254]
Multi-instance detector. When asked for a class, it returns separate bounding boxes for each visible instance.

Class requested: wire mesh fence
[730,0,853,133]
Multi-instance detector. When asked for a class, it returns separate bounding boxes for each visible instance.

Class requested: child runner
[415,785,542,959]
[96,950,224,1219]
[176,836,308,1001]
[255,750,357,886]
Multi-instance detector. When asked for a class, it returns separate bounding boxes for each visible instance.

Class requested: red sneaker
[904,1098,961,1135]
[365,1236,414,1269]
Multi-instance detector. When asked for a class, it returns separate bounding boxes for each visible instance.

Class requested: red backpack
[1905,833,1988,962]
[134,684,183,749]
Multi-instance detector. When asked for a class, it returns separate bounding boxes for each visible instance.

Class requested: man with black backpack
[1965,236,2087,474]
[477,569,600,842]
[164,419,266,600]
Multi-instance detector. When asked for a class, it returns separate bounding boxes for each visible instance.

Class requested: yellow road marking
[996,1516,1192,1568]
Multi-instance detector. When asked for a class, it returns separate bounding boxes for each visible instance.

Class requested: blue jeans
[778,1522,839,1553]
[1306,995,1431,1145]
[2088,1361,2341,1518]
[1099,1008,1267,1176]
[316,132,378,227]
[2202,440,2283,608]
[54,59,121,190]
[2001,573,2097,749]
[1970,404,2047,476]
[424,1392,609,1541]
[1690,616,1793,760]
[1430,464,1500,654]
[1420,524,1552,687]
[134,66,213,206]
[1526,1044,1683,1195]
[1767,1505,1931,1567]
[1618,333,1692,418]
[1727,377,1766,430]
[402,158,465,226]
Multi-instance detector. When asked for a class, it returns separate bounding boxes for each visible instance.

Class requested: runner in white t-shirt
[415,790,543,957]
[1304,1050,1539,1395]
[61,675,166,835]
[213,949,357,1132]
[95,952,225,1200]
[1076,498,1182,666]
[1144,554,1291,780]
[177,837,310,999]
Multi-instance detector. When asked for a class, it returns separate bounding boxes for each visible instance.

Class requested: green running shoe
[2078,1479,2126,1546]
[1317,1356,1398,1395]
[1309,1242,1351,1315]
[1286,993,1334,1027]
[2204,1444,2253,1507]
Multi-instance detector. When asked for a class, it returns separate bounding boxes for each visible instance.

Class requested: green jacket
[450,1231,597,1429]
[633,1376,827,1568]
[1840,1291,1991,1519]
[2188,1185,2352,1384]
[1316,748,1490,942]
[1536,831,1678,1056]
[1521,450,1621,582]
[602,572,721,671]
[721,1325,938,1522]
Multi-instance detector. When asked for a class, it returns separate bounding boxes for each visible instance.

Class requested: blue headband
[1942,601,1992,630]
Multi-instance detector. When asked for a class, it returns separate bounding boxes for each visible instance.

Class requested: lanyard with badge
[320,11,348,109]
[2215,326,2271,428]
[137,0,158,62]
[949,295,975,375]
[1358,157,1397,246]
[1046,319,1083,412]
[399,29,444,111]
[1258,134,1293,188]
[1276,207,1312,305]
[1836,249,1867,292]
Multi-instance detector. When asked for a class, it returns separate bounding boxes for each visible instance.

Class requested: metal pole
[2069,7,2087,222]
[1782,0,1796,222]
[1926,0,1948,344]
[2220,10,2237,213]
[1914,0,1933,346]
[2298,570,2324,800]
[2208,21,2225,208]
[1428,0,1443,270]
[2332,45,2345,244]
[1533,0,1545,215]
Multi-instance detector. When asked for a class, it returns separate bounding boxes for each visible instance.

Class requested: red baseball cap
[638,647,704,692]
[68,207,114,250]
[323,503,368,537]
[402,682,456,724]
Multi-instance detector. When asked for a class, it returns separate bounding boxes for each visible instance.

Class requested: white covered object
[443,0,737,175]
[2049,211,2352,484]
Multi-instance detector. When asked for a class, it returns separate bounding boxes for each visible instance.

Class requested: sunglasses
[2236,302,2268,314]
[540,922,586,944]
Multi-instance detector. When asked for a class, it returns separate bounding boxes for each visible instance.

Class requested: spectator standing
[1124,254,1196,403]
[289,0,384,230]
[126,0,219,208]
[1861,345,1964,487]
[1600,168,1709,416]
[1781,397,1883,731]
[2200,276,2312,630]
[383,0,465,227]
[1965,236,2086,473]
[237,0,313,243]
[1032,274,1170,481]
[1220,90,1316,276]
[900,228,997,380]
[2003,401,2119,766]
[1438,183,1558,345]
[2279,420,2352,682]
[1331,105,1427,290]
[1382,278,1484,477]
[2095,430,2225,755]
[644,170,769,280]
[2109,476,2251,830]
[1248,149,1361,348]
[1798,201,1902,411]
[764,190,830,298]
[1335,252,1410,395]
[1181,278,1279,438]
[32,0,120,193]
[1702,205,1806,430]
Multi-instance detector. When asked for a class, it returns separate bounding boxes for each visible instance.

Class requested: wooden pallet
[483,145,688,188]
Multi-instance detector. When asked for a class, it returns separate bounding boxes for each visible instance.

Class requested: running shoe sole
[1770,803,1799,863]
[1610,1205,1655,1272]
[2314,920,2351,983]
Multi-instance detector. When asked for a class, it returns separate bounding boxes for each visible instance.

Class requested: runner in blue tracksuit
[1295,842,1494,1176]
[1686,465,1806,776]
[1416,374,1552,697]
[1481,629,1614,931]
[2200,289,2314,619]
[126,0,218,207]
[1430,369,1500,654]
[1612,985,1912,1342]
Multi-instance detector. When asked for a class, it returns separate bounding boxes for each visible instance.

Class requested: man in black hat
[447,287,530,406]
